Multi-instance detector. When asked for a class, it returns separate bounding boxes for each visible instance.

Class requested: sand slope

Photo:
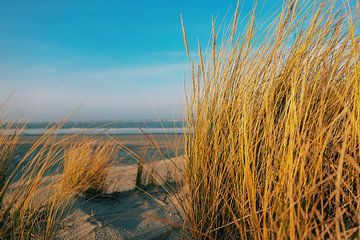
[57,156,184,240]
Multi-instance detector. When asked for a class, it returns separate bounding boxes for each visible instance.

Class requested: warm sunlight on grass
[0,0,358,239]
[0,123,74,239]
[182,0,359,239]
[60,137,116,196]
[0,122,117,239]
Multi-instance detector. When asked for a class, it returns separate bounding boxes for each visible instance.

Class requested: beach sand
[57,156,184,240]
[6,134,185,240]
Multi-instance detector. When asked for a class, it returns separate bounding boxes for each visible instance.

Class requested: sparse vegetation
[0,122,117,239]
[0,123,75,239]
[182,0,359,239]
[0,122,23,192]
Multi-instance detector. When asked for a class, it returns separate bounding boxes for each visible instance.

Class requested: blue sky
[0,0,282,121]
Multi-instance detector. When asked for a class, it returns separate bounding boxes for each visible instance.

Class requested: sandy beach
[57,156,184,240]
[7,134,185,240]
[1,1,358,238]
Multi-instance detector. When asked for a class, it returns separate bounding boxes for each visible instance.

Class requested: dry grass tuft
[0,122,117,239]
[0,123,76,239]
[182,0,359,239]
[60,137,116,196]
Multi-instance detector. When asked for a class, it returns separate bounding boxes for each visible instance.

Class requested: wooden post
[135,157,144,187]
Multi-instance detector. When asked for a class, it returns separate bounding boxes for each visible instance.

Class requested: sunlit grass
[182,0,359,239]
[60,137,116,196]
[0,122,74,239]
[0,121,117,239]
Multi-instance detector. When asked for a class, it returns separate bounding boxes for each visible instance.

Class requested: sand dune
[54,156,184,240]
[5,148,184,240]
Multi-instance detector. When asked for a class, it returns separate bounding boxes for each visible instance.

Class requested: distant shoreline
[1,127,186,136]
[0,120,186,129]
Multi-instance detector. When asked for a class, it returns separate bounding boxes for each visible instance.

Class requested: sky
[0,0,283,121]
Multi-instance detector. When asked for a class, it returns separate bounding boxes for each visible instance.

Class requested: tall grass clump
[182,0,359,239]
[60,137,116,196]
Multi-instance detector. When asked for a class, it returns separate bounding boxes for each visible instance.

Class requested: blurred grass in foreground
[0,121,116,239]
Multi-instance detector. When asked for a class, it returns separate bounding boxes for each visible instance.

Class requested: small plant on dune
[60,137,116,196]
[182,0,359,239]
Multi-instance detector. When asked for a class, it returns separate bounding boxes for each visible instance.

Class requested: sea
[1,120,186,135]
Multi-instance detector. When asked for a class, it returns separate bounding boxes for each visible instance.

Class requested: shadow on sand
[59,183,182,240]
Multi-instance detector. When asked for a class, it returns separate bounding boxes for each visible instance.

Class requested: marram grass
[182,0,359,239]
[0,122,116,239]
[60,137,116,195]
[0,123,75,240]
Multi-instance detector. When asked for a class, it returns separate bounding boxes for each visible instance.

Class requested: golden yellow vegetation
[60,137,116,195]
[0,123,73,239]
[182,0,359,239]
[0,123,116,239]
